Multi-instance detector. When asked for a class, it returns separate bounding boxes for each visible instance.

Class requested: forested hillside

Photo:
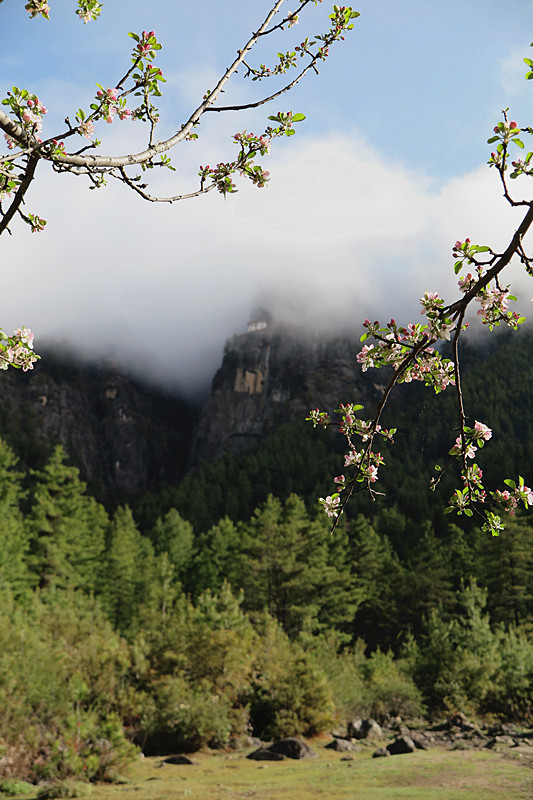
[1,328,533,783]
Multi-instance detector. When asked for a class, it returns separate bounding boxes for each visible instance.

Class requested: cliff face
[189,324,376,466]
[0,326,376,495]
[0,356,194,497]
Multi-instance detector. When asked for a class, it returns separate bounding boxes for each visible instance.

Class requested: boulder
[387,736,416,755]
[162,755,196,765]
[267,738,317,760]
[347,718,382,740]
[247,748,286,761]
[325,738,361,753]
[411,735,431,751]
[372,748,391,758]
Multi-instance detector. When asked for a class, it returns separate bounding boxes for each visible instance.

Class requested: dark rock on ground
[267,738,317,760]
[247,748,286,761]
[161,755,196,765]
[347,718,382,740]
[387,736,416,755]
[411,735,431,751]
[373,748,391,758]
[325,738,361,753]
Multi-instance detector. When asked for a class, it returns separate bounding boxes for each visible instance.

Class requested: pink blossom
[78,120,95,139]
[474,420,492,441]
[320,495,341,518]
[366,465,378,482]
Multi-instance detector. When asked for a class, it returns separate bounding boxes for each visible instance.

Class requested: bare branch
[0,153,39,236]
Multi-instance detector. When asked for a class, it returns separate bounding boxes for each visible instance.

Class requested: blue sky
[1,0,533,392]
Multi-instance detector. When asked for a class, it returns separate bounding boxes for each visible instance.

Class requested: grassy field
[76,740,533,800]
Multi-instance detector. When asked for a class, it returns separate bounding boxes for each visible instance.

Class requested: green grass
[6,742,533,800]
[86,742,533,800]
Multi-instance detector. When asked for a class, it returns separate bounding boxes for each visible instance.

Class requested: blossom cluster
[309,401,394,518]
[0,159,18,202]
[25,0,50,19]
[474,284,522,329]
[76,0,102,23]
[448,420,492,461]
[358,317,455,393]
[25,0,102,22]
[493,477,533,516]
[488,119,525,169]
[198,114,304,196]
[1,89,48,141]
[247,5,358,81]
[0,328,39,372]
[510,152,533,179]
[94,87,132,124]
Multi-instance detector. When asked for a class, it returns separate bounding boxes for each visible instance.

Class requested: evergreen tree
[240,494,357,639]
[481,516,533,628]
[0,438,32,599]
[192,516,244,597]
[348,514,405,651]
[149,508,194,590]
[27,446,107,592]
[103,505,155,635]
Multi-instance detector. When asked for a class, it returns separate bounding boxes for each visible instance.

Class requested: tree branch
[0,153,38,236]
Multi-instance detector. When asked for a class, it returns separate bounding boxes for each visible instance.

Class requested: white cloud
[1,129,529,395]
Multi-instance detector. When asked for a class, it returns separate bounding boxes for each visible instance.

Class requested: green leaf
[291,113,306,122]
[513,138,525,148]
[517,316,526,324]
[360,332,370,342]
[507,294,517,301]
[454,262,462,274]
[524,58,533,66]
[504,478,516,489]
[477,246,490,252]
[286,128,295,136]
[444,507,454,515]
[487,136,499,144]
[464,508,473,517]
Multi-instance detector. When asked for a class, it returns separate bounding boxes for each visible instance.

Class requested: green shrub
[37,781,92,799]
[250,620,334,739]
[358,649,425,721]
[0,779,34,796]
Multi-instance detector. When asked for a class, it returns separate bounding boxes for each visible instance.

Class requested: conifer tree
[104,505,155,635]
[27,446,107,592]
[0,438,32,599]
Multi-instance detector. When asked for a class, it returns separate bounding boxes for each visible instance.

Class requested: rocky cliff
[0,354,195,498]
[189,322,377,466]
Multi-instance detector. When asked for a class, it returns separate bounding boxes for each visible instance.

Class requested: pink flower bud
[510,121,518,129]
[494,126,499,133]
